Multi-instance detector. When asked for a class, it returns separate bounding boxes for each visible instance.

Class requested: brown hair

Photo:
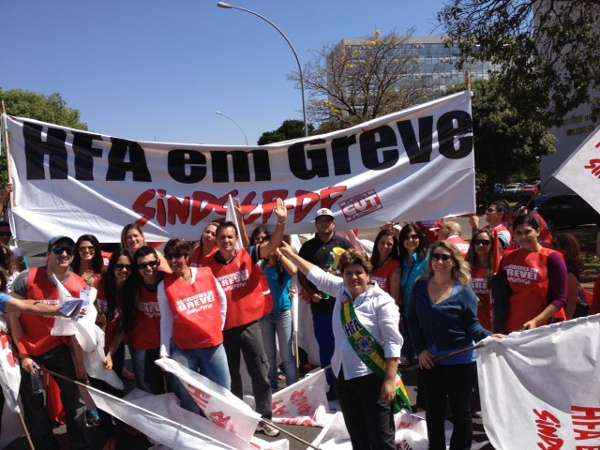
[121,223,145,253]
[428,241,471,285]
[339,249,373,275]
[164,239,192,259]
[554,233,583,277]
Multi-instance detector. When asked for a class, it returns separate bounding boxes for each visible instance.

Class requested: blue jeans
[261,309,297,390]
[313,312,335,388]
[131,347,163,394]
[170,344,231,414]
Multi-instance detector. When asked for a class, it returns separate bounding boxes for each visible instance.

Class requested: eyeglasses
[114,264,132,271]
[473,239,491,246]
[51,246,73,256]
[431,253,452,262]
[165,253,186,260]
[137,260,158,270]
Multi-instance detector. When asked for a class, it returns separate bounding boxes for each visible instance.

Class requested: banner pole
[16,407,36,450]
[401,342,486,373]
[0,101,15,209]
[260,417,323,450]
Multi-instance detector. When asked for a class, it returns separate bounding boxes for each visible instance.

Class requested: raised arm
[234,200,251,248]
[258,198,288,259]
[276,248,297,277]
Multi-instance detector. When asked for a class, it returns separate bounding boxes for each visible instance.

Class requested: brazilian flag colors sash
[340,292,411,413]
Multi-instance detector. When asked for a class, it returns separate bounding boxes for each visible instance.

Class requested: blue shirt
[407,279,490,365]
[263,265,292,313]
[401,253,429,312]
[0,293,11,313]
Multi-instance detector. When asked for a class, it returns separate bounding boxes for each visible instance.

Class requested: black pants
[336,371,395,450]
[422,363,476,450]
[20,345,90,450]
[223,320,272,418]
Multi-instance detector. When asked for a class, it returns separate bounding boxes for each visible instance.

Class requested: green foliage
[0,88,87,185]
[439,0,600,126]
[446,79,556,204]
[257,119,314,145]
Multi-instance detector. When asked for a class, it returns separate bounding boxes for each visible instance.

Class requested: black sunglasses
[114,263,132,271]
[51,246,73,256]
[138,260,158,270]
[473,239,491,246]
[431,253,452,262]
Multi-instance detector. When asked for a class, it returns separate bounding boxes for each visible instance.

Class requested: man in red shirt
[7,236,90,450]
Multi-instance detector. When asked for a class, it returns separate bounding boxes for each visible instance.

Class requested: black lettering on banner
[288,139,329,180]
[396,116,434,164]
[210,150,271,183]
[437,111,473,159]
[359,125,399,170]
[23,122,68,180]
[72,131,104,180]
[106,138,152,182]
[331,135,355,175]
[168,150,207,183]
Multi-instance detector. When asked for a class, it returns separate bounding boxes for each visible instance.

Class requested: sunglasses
[165,253,186,260]
[474,239,491,246]
[114,263,132,271]
[51,246,73,256]
[431,253,452,262]
[137,260,158,270]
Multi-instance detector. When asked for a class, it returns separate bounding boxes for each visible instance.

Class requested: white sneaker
[256,421,280,437]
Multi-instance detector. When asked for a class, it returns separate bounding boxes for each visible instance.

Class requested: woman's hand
[491,333,506,340]
[273,198,288,223]
[380,377,397,404]
[418,350,435,370]
[104,353,113,370]
[522,318,540,330]
[21,357,38,374]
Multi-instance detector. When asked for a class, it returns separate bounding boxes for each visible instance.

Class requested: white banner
[271,368,329,424]
[553,124,600,213]
[477,315,600,450]
[3,92,474,242]
[0,330,21,414]
[155,357,261,442]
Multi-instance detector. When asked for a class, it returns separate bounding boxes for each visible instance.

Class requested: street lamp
[216,110,249,145]
[216,2,309,137]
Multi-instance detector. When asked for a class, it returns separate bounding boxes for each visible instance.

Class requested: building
[337,35,494,93]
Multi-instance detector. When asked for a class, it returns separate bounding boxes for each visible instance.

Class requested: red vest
[471,266,492,331]
[190,246,217,268]
[371,259,400,295]
[164,268,223,349]
[129,284,161,350]
[207,249,273,330]
[500,247,566,332]
[445,235,469,258]
[20,268,87,357]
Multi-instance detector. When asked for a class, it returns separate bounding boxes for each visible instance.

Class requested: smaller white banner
[553,124,600,213]
[271,368,329,423]
[155,357,261,442]
[477,315,600,450]
[0,330,21,413]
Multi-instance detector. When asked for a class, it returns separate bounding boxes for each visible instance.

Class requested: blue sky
[2,0,446,145]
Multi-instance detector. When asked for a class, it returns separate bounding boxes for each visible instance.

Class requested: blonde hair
[428,241,471,286]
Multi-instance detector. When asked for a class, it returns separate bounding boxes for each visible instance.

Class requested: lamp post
[216,110,249,145]
[216,2,309,137]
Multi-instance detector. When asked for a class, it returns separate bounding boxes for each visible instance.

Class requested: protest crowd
[0,176,599,450]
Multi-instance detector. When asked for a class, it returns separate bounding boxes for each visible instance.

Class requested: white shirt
[307,267,403,380]
[158,267,227,358]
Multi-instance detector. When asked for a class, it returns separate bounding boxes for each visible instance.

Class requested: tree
[257,119,315,145]
[439,0,600,126]
[446,79,556,204]
[0,88,87,185]
[292,30,433,132]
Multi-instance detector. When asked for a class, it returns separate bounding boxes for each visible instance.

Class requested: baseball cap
[315,208,334,220]
[47,236,75,252]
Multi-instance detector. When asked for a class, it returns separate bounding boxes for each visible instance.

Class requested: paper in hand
[58,299,84,318]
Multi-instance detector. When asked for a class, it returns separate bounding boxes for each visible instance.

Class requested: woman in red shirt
[189,221,220,268]
[494,212,567,333]
[72,234,105,288]
[123,245,164,393]
[370,228,401,305]
[467,230,494,330]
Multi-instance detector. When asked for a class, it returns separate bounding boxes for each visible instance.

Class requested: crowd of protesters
[0,191,599,450]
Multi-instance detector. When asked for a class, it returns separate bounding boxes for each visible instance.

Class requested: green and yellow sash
[340,291,411,413]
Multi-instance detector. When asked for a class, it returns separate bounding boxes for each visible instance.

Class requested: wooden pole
[16,407,36,450]
[0,101,15,209]
[401,342,486,373]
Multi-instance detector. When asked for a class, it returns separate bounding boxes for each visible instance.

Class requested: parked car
[531,194,600,229]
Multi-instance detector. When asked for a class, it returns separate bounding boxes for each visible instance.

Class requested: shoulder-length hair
[466,229,493,271]
[370,228,400,269]
[0,243,17,275]
[120,223,146,255]
[72,234,104,275]
[102,248,134,321]
[554,233,583,278]
[397,223,429,263]
[427,241,471,286]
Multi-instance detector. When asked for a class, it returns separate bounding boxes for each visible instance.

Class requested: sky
[2,0,446,146]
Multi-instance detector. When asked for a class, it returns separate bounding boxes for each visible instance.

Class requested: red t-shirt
[189,246,217,268]
[129,283,161,350]
[371,259,400,295]
[471,266,492,331]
